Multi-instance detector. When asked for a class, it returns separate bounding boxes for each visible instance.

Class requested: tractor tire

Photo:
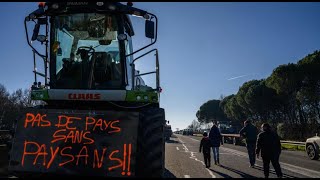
[136,108,165,178]
[306,144,319,160]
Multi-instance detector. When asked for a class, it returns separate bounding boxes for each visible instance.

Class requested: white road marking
[177,136,216,178]
[206,168,217,178]
[190,138,199,142]
[184,175,190,178]
[219,142,320,178]
[176,147,180,151]
[181,135,320,178]
[190,137,200,142]
[278,161,320,178]
[182,143,189,152]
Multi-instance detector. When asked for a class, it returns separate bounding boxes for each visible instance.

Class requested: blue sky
[1,2,320,131]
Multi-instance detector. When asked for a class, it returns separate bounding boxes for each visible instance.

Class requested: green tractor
[8,2,165,178]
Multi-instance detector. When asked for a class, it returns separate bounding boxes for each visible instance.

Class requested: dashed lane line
[177,137,216,178]
[181,135,320,178]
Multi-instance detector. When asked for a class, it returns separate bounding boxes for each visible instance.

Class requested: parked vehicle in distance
[306,133,320,160]
[165,122,173,141]
[183,128,193,136]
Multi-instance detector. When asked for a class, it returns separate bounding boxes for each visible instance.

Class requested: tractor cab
[8,2,166,178]
[26,2,160,105]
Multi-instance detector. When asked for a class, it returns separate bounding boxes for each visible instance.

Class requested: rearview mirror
[145,20,155,39]
[31,24,40,41]
[36,35,46,43]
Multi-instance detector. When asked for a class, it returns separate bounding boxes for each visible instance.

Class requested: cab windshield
[51,13,122,89]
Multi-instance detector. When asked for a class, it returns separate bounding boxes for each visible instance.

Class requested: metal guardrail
[221,133,306,146]
[280,140,305,146]
[221,133,240,138]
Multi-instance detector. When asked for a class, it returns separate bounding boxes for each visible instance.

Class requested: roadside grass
[281,143,305,152]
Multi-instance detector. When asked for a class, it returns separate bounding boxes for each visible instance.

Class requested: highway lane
[1,135,319,178]
[190,134,320,177]
[164,134,320,178]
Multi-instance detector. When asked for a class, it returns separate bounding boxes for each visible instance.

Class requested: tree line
[0,84,43,130]
[196,50,320,141]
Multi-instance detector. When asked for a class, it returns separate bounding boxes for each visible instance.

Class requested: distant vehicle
[217,121,241,134]
[306,133,320,160]
[164,123,172,141]
[183,128,193,136]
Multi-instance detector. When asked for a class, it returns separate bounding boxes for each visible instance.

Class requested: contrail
[227,74,251,80]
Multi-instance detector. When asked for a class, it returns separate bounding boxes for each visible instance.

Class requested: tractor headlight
[96,2,104,6]
[144,96,148,100]
[136,96,141,101]
[143,14,150,19]
[52,3,59,9]
[108,4,116,10]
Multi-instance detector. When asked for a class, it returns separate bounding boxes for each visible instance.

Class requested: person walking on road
[256,123,283,178]
[209,121,223,166]
[199,132,211,168]
[239,120,258,167]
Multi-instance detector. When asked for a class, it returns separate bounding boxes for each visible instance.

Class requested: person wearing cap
[256,123,283,178]
[199,131,211,168]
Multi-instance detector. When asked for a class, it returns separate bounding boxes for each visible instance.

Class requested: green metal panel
[31,89,49,100]
[125,90,159,103]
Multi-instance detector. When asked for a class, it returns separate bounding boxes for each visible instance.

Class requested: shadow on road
[220,165,258,178]
[171,134,178,138]
[164,168,176,178]
[209,168,232,178]
[253,165,299,178]
[165,139,180,144]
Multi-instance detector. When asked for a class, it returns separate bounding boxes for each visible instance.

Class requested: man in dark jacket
[256,123,283,178]
[209,122,223,165]
[239,120,258,167]
[199,132,211,168]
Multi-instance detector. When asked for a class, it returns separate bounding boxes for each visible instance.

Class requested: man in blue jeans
[239,120,258,168]
[209,121,223,165]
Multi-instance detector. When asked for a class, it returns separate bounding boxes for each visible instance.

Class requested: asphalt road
[1,135,320,178]
[164,134,320,178]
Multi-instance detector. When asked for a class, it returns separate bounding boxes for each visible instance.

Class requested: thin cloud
[227,74,251,81]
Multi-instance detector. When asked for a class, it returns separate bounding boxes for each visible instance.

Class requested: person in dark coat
[209,122,223,165]
[239,120,258,167]
[199,132,211,168]
[256,123,283,178]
